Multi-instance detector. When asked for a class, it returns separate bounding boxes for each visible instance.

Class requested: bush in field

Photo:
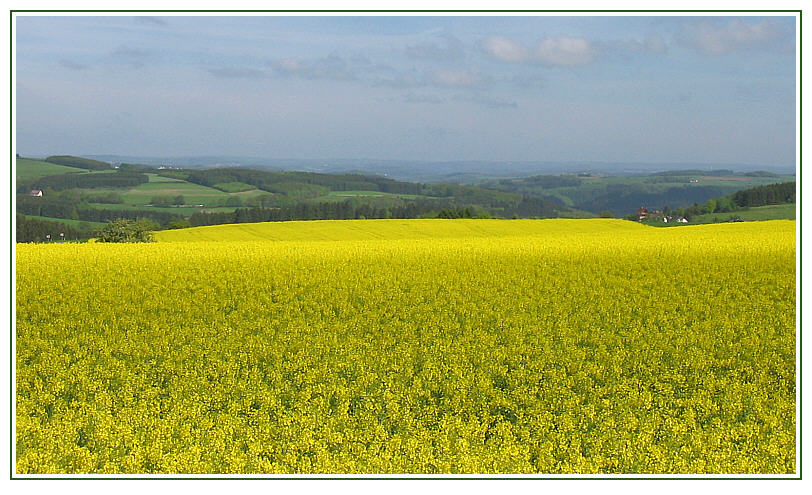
[167,219,191,230]
[95,219,155,243]
[151,195,185,207]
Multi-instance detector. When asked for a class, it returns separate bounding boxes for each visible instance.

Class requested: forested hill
[729,181,795,207]
[658,181,796,222]
[475,170,795,216]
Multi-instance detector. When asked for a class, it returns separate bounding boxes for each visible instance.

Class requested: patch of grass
[145,173,184,183]
[213,182,257,193]
[74,181,230,207]
[315,190,423,202]
[21,215,106,228]
[87,203,240,217]
[15,158,87,180]
[87,203,205,216]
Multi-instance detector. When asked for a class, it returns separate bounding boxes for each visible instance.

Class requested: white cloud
[536,37,595,66]
[679,19,784,55]
[377,68,488,89]
[482,36,528,62]
[482,35,595,67]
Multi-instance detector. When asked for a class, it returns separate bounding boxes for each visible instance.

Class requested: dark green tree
[167,219,191,229]
[95,219,155,243]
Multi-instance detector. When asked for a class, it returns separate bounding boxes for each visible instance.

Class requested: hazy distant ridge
[81,155,794,183]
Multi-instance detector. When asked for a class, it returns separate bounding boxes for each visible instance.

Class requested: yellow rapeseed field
[15,219,796,474]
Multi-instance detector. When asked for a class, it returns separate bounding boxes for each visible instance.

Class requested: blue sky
[15,15,797,167]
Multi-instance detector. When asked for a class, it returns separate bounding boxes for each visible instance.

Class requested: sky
[14,14,797,168]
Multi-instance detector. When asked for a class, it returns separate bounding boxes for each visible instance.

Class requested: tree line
[173,168,424,196]
[185,197,561,227]
[16,214,95,243]
[730,181,795,208]
[676,181,795,219]
[44,155,111,171]
[18,171,148,192]
[17,194,184,226]
[625,181,796,221]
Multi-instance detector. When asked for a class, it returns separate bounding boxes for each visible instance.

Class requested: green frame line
[9,9,802,481]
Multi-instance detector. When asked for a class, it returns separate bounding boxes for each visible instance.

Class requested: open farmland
[15,219,796,474]
[15,158,87,181]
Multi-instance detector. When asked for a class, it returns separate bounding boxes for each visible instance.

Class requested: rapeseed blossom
[15,219,796,474]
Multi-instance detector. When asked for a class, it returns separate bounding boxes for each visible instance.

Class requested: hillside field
[16,158,88,181]
[19,215,106,229]
[16,219,796,474]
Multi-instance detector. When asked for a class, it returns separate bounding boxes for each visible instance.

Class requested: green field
[213,181,258,193]
[314,190,423,202]
[145,173,184,183]
[20,215,106,229]
[691,203,797,223]
[75,179,269,214]
[15,158,87,180]
[85,202,239,216]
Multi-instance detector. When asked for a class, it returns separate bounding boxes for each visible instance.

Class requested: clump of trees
[83,192,124,204]
[731,181,795,208]
[16,193,185,226]
[18,171,148,192]
[95,219,156,243]
[16,214,93,243]
[436,207,490,219]
[167,219,191,229]
[151,195,185,207]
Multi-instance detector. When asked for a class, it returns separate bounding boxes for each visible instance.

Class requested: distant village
[635,207,689,223]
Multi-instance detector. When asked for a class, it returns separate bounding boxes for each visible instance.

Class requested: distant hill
[633,181,796,226]
[81,154,795,183]
[14,156,590,240]
[475,173,796,216]
[15,154,794,239]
